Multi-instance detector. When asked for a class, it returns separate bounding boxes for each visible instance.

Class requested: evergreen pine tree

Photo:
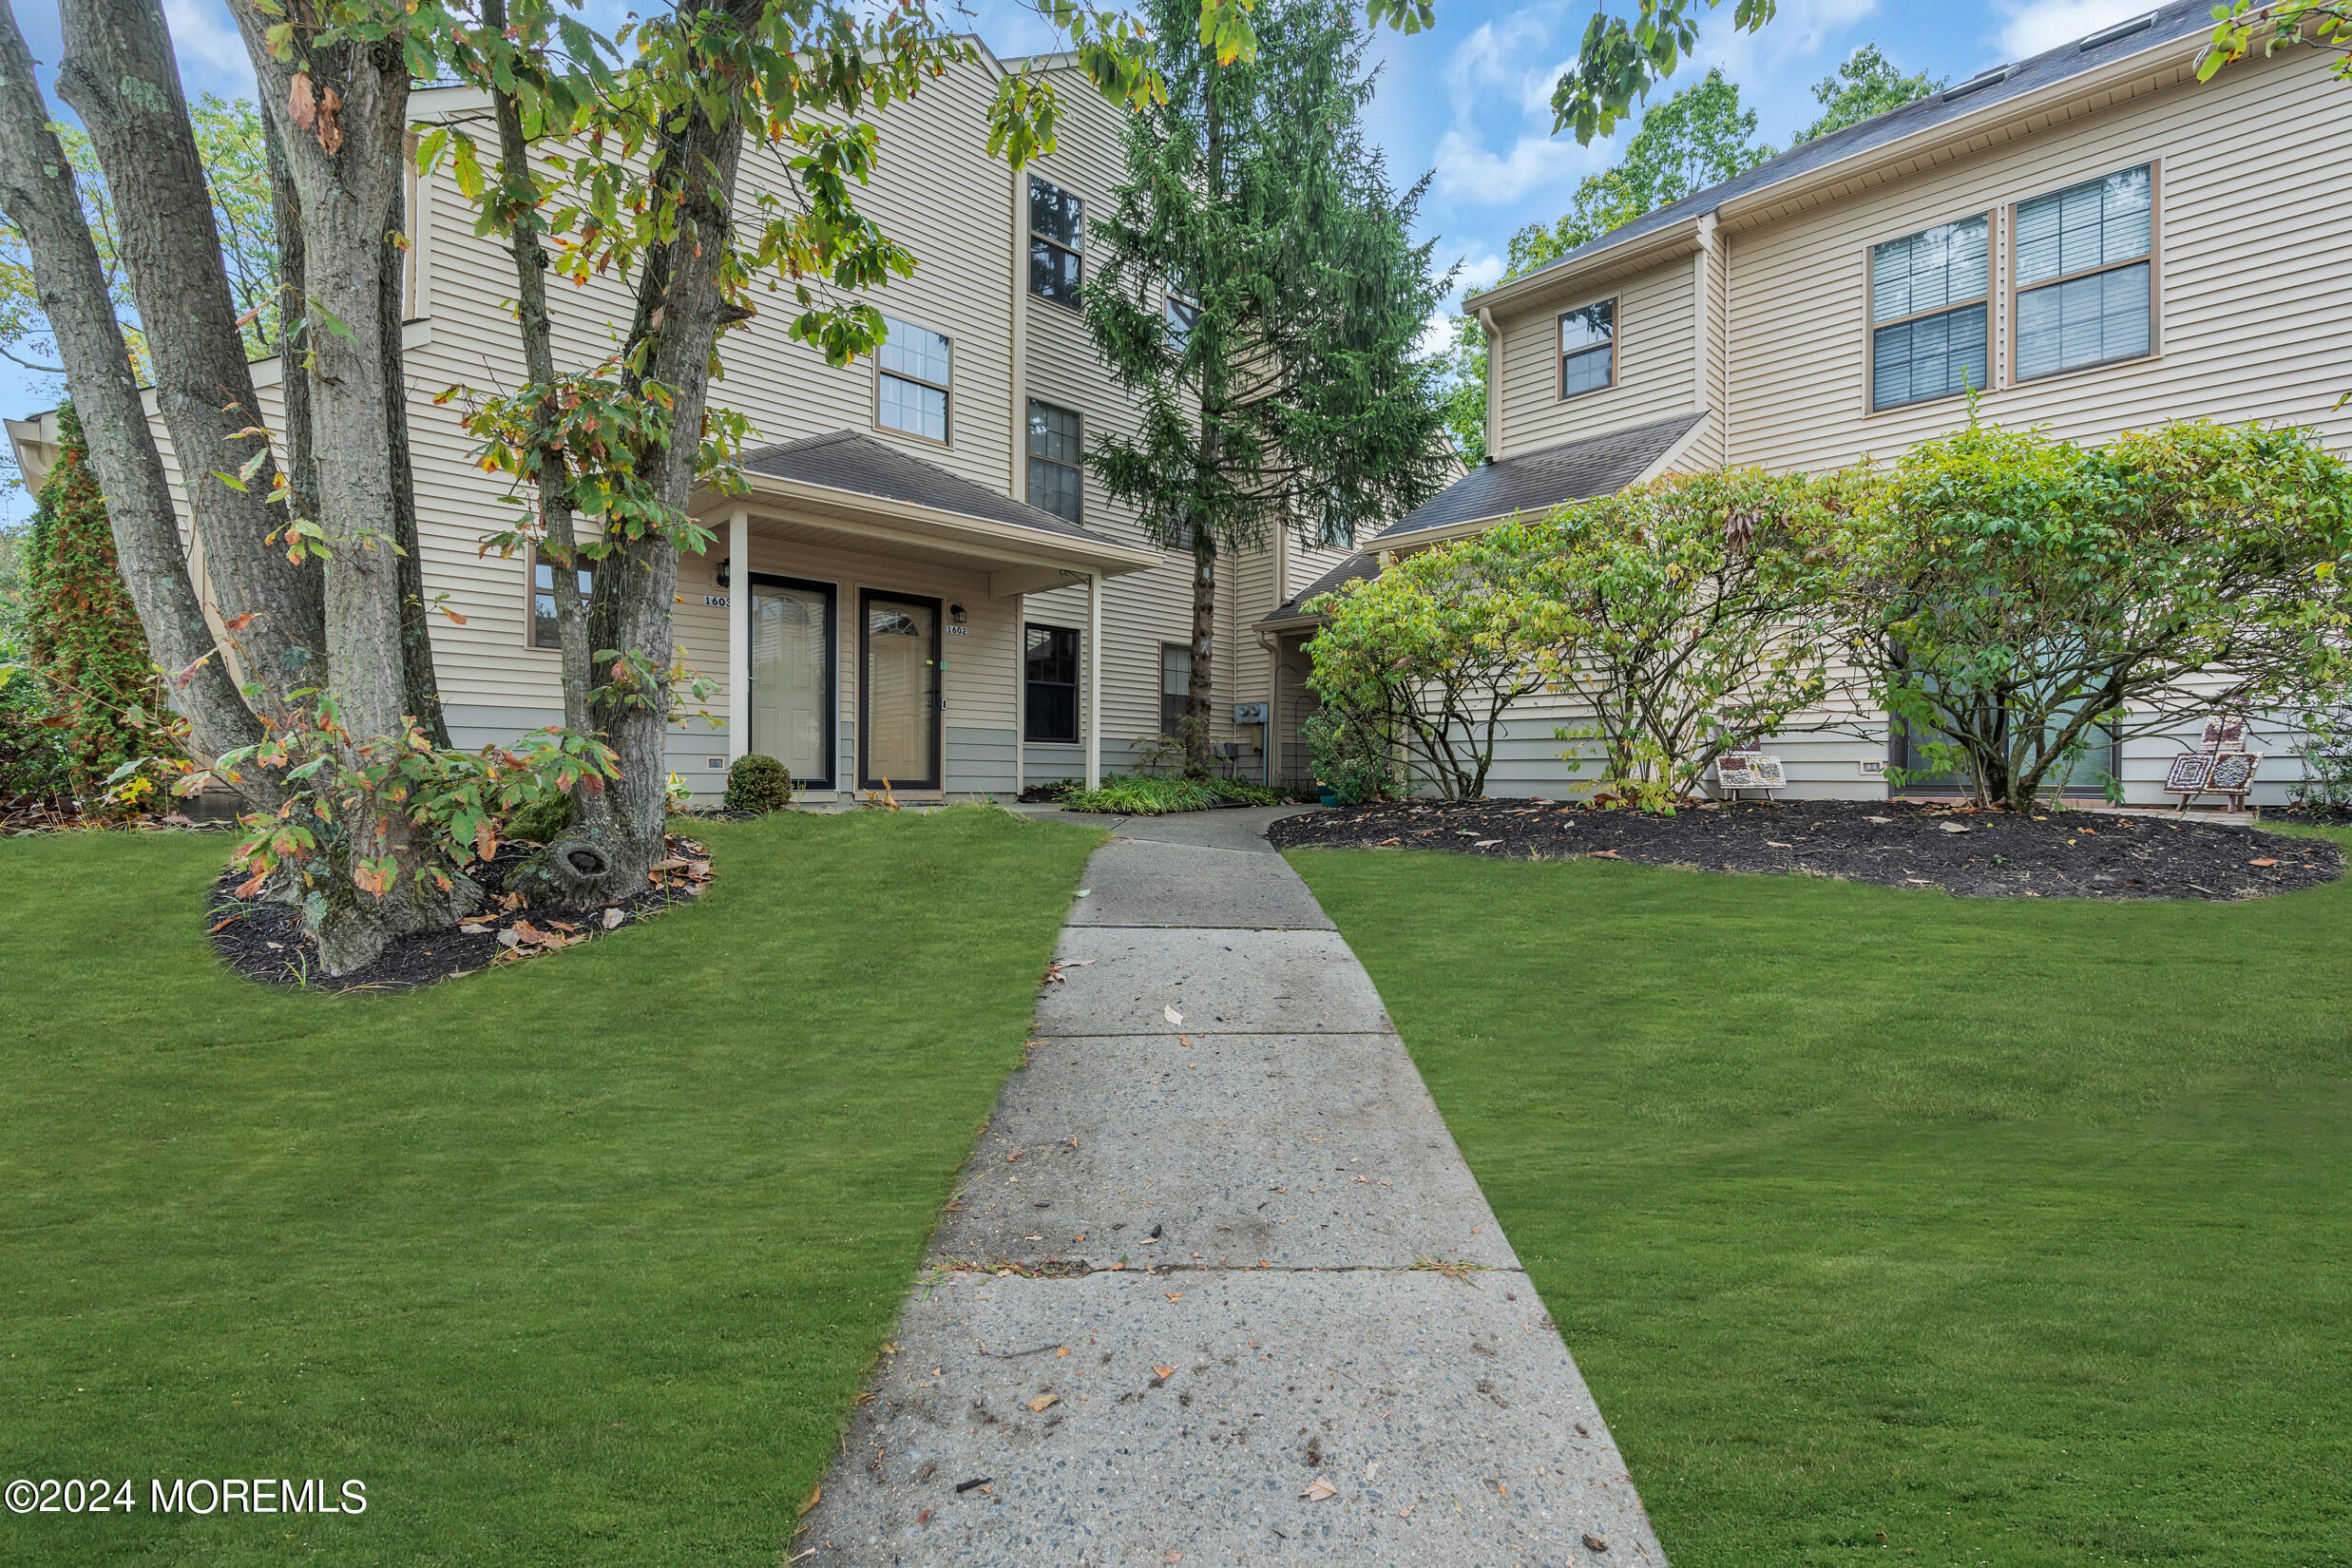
[1083,0,1455,775]
[25,404,175,803]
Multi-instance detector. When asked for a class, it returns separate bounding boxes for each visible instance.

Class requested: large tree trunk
[380,223,448,746]
[1186,528,1217,776]
[233,10,475,970]
[0,0,263,784]
[56,0,324,722]
[482,18,621,907]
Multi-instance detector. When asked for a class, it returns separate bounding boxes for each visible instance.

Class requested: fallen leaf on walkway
[1163,1550,1183,1563]
[1163,1004,1183,1025]
[1399,1504,1413,1519]
[1582,1533,1610,1553]
[917,1508,930,1523]
[796,1484,820,1517]
[1364,1461,1380,1481]
[1005,1150,1022,1162]
[1027,1394,1058,1412]
[1301,1478,1338,1501]
[1154,1365,1176,1379]
[1055,1346,1069,1356]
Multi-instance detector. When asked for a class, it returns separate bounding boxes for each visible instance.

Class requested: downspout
[1477,304,1501,460]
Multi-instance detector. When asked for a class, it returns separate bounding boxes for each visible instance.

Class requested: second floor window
[875,315,950,443]
[1869,215,1988,411]
[1559,297,1616,397]
[1029,176,1082,305]
[530,547,594,650]
[1024,623,1080,743]
[1166,286,1199,352]
[2014,164,2152,382]
[1027,399,1082,523]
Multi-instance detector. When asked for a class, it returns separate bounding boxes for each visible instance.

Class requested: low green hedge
[1057,774,1287,814]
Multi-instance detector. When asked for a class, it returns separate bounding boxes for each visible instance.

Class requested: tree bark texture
[0,0,264,781]
[56,0,324,718]
[232,6,474,969]
[379,222,448,746]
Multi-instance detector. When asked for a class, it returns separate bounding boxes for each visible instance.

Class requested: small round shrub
[725,753,796,813]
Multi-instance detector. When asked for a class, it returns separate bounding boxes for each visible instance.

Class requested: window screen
[1869,215,1988,410]
[2014,165,2152,380]
[875,316,949,442]
[1559,298,1615,397]
[1029,177,1082,304]
[530,549,594,650]
[1160,642,1193,739]
[1024,623,1080,744]
[1026,399,1082,523]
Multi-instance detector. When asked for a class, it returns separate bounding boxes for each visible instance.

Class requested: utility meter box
[1233,702,1269,725]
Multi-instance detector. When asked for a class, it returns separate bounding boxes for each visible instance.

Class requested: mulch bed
[207,832,714,992]
[1266,797,2344,902]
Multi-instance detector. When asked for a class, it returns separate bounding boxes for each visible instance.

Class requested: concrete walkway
[798,807,1665,1566]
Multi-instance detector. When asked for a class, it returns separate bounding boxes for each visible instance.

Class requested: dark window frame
[528,545,595,650]
[747,571,838,791]
[1558,296,1617,400]
[1023,622,1080,744]
[1159,641,1193,739]
[1865,212,1992,413]
[2009,162,2159,386]
[1028,175,1083,307]
[1026,397,1083,524]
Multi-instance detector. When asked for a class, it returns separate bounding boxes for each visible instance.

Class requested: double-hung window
[875,315,950,443]
[1026,399,1083,523]
[1558,297,1615,397]
[1023,624,1080,744]
[1165,283,1199,352]
[1160,642,1193,738]
[2013,164,2152,381]
[529,547,594,650]
[1869,216,1989,411]
[1029,176,1083,305]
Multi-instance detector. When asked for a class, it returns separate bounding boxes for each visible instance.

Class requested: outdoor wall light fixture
[949,603,967,625]
[714,557,731,587]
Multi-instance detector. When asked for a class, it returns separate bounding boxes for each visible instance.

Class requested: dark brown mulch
[1266,797,2343,901]
[206,832,714,992]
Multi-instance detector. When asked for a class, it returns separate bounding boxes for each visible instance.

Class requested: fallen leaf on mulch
[1587,849,1621,860]
[2249,857,2279,867]
[1301,1478,1339,1501]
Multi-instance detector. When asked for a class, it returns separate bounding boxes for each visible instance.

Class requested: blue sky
[2,0,2157,517]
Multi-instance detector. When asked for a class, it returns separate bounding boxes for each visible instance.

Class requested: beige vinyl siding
[1727,43,2352,471]
[1492,256,1700,459]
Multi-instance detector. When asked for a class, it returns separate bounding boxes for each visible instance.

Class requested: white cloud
[1994,0,2157,59]
[163,0,250,80]
[1455,247,1507,292]
[1432,125,1594,207]
[1699,0,1880,83]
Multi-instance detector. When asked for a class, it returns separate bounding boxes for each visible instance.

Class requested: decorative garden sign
[2165,752,2215,796]
[1717,753,1786,798]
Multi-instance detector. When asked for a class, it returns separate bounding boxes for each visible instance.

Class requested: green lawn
[0,809,1098,1565]
[1291,840,2351,1568]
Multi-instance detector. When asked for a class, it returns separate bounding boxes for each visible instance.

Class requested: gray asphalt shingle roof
[1371,411,1705,544]
[1261,552,1382,623]
[1484,3,2206,299]
[738,430,1122,547]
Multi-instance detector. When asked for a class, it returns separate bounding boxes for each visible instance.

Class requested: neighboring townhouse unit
[7,39,1360,803]
[1268,0,2352,807]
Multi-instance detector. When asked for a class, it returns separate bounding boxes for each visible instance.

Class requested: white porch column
[1013,598,1026,797]
[726,509,750,763]
[1085,572,1102,790]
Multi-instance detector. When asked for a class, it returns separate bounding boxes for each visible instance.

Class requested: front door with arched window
[860,590,942,790]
